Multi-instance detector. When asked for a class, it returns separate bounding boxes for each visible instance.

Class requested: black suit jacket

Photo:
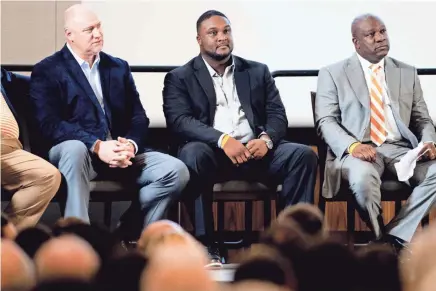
[30,45,150,153]
[1,67,32,150]
[163,55,288,147]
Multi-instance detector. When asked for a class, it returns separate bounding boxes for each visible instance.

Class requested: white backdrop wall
[83,0,436,127]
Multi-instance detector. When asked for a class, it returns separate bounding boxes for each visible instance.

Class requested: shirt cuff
[218,133,226,149]
[90,140,99,153]
[127,139,138,154]
[258,131,267,138]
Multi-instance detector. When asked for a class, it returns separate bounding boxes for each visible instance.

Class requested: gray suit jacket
[315,53,436,198]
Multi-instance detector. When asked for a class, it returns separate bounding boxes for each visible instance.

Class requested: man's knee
[348,168,381,207]
[31,161,61,200]
[51,140,90,164]
[298,144,318,168]
[178,142,214,167]
[167,158,190,192]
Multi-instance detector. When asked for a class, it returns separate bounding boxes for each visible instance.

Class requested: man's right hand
[222,137,252,165]
[351,144,377,162]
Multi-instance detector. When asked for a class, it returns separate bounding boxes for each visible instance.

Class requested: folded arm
[29,63,99,149]
[315,67,358,158]
[162,71,223,146]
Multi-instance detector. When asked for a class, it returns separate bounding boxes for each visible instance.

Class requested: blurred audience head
[277,203,326,240]
[34,234,100,282]
[53,220,118,263]
[1,239,36,291]
[95,251,147,291]
[140,232,216,291]
[355,243,400,291]
[52,217,87,235]
[234,244,297,290]
[298,241,358,291]
[15,224,52,258]
[2,212,18,240]
[260,219,309,264]
[137,219,184,255]
[231,280,290,291]
[401,225,436,291]
[31,279,95,291]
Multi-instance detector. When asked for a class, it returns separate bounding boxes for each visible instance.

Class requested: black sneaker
[205,245,223,268]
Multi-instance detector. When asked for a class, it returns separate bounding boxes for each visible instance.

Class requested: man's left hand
[419,142,436,161]
[246,139,269,160]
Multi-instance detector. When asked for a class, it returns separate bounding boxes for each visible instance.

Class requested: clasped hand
[222,137,268,165]
[97,137,135,168]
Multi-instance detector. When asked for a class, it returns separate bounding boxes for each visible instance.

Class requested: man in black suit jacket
[29,4,189,237]
[163,10,318,266]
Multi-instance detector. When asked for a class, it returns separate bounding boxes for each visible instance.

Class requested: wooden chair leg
[395,200,402,215]
[104,201,112,229]
[263,198,272,230]
[245,201,253,247]
[347,199,355,249]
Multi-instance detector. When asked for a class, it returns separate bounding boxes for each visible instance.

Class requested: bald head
[64,4,97,30]
[34,235,100,282]
[351,14,384,37]
[137,220,184,254]
[351,13,389,63]
[231,280,289,291]
[1,239,36,290]
[140,233,215,291]
[401,226,436,291]
[64,4,103,62]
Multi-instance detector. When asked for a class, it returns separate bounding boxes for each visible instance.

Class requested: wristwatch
[260,136,273,150]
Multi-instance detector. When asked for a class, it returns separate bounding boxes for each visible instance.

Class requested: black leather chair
[310,91,429,246]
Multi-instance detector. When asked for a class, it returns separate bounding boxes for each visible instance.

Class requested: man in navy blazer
[30,4,189,236]
[163,10,318,266]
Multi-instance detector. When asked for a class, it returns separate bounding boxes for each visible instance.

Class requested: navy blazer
[30,45,150,153]
[163,55,288,148]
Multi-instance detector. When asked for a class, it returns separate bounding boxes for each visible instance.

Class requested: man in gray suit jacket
[315,14,436,251]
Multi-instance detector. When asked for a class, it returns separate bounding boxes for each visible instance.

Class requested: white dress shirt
[357,54,402,142]
[202,58,255,147]
[66,44,138,152]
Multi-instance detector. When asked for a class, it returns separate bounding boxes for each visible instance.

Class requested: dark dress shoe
[374,234,410,256]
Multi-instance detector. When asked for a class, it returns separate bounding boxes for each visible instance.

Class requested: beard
[204,46,233,62]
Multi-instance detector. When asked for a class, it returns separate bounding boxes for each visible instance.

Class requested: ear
[196,34,201,46]
[352,37,359,49]
[65,28,73,41]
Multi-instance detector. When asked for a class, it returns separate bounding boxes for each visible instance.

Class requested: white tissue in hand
[394,142,428,182]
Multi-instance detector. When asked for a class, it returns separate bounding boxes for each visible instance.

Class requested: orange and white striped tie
[369,64,387,146]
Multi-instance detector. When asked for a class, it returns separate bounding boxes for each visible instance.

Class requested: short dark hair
[196,10,229,33]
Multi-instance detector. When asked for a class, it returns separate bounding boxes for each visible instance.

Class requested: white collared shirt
[357,54,402,142]
[66,44,138,152]
[67,43,105,113]
[202,57,255,147]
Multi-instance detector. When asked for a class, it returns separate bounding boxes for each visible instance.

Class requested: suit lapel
[61,46,105,115]
[98,55,112,128]
[193,56,217,123]
[345,54,370,109]
[234,57,254,126]
[385,57,401,114]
